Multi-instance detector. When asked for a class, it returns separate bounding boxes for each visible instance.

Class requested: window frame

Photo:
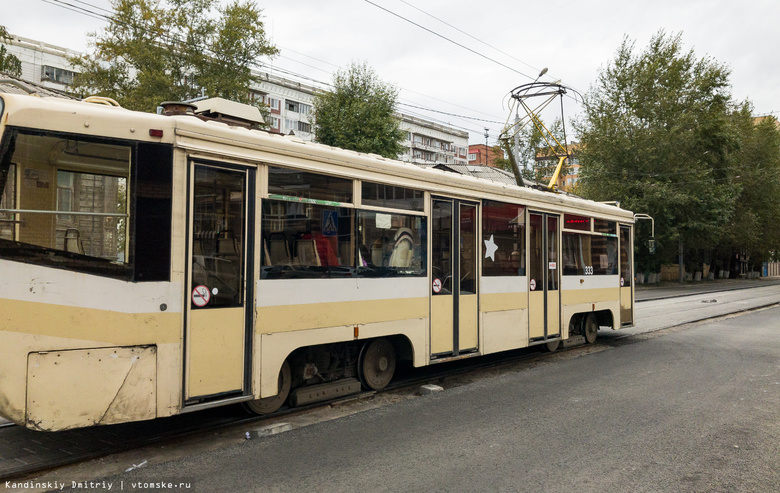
[0,127,173,281]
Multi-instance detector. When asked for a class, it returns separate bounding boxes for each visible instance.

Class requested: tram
[0,93,634,431]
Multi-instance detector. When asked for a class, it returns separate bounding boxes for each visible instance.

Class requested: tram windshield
[0,129,131,276]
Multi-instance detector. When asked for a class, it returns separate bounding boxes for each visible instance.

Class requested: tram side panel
[0,261,183,430]
[255,277,428,398]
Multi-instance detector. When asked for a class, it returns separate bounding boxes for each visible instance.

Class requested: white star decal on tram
[484,234,498,262]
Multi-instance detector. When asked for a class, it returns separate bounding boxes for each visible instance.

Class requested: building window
[286,100,303,113]
[297,121,311,133]
[41,66,75,85]
[468,153,477,161]
[266,97,281,111]
[285,119,297,131]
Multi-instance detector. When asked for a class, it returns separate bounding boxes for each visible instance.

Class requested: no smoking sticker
[530,279,537,291]
[192,285,211,307]
[432,278,442,294]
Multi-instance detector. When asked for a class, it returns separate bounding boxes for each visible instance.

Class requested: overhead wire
[40,0,508,140]
[362,0,535,80]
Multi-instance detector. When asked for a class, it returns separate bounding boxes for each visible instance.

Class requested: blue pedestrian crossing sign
[322,210,338,237]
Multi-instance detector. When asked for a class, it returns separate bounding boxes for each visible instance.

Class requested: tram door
[185,163,254,401]
[619,224,634,325]
[430,198,479,357]
[528,212,560,341]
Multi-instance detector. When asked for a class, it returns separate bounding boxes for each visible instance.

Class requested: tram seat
[371,241,384,266]
[296,239,321,266]
[389,228,414,268]
[268,233,292,265]
[64,227,84,255]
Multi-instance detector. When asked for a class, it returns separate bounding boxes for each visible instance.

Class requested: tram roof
[0,92,633,222]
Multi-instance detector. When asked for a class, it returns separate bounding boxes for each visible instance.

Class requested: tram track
[3,283,779,482]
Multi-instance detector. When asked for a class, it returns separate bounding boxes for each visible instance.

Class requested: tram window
[0,130,132,278]
[620,226,632,286]
[261,199,354,279]
[0,130,173,281]
[361,181,424,212]
[357,211,426,277]
[268,166,352,204]
[592,235,618,275]
[460,204,477,294]
[594,219,617,236]
[564,213,591,231]
[482,200,525,276]
[0,164,15,241]
[562,232,617,275]
[562,233,592,275]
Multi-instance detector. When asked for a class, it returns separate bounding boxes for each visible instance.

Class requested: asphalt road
[58,295,780,493]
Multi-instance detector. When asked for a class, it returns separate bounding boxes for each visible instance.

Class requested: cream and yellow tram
[0,93,634,431]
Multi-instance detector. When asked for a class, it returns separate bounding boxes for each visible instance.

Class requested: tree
[0,26,22,77]
[576,31,738,277]
[69,0,278,113]
[719,108,780,271]
[312,61,405,159]
[504,117,570,185]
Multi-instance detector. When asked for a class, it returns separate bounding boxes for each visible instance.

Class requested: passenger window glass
[0,164,15,241]
[482,200,525,277]
[0,131,131,276]
[361,181,424,212]
[261,199,354,279]
[592,235,618,275]
[460,204,477,294]
[432,201,452,294]
[620,226,632,286]
[268,166,352,204]
[562,233,592,275]
[594,219,617,235]
[357,211,426,277]
[562,232,617,275]
[191,166,245,307]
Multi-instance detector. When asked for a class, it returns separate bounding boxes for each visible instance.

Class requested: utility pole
[484,128,489,166]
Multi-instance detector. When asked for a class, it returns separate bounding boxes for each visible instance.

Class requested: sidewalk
[635,276,780,301]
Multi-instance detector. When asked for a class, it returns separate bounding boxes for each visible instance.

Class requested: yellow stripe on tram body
[480,291,529,312]
[257,297,429,334]
[560,286,619,305]
[0,298,181,345]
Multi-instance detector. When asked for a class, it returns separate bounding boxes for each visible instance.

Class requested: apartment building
[2,33,469,164]
[467,144,504,167]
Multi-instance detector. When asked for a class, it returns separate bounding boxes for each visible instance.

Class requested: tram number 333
[584,266,594,275]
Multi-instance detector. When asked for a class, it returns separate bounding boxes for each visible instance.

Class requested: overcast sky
[4,0,779,144]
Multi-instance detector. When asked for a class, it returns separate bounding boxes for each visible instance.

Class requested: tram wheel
[584,313,598,344]
[243,360,291,415]
[544,339,560,352]
[358,338,396,390]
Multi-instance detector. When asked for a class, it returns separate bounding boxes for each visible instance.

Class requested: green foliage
[507,117,570,185]
[312,61,405,159]
[719,107,780,266]
[491,146,512,171]
[0,26,22,77]
[69,0,278,113]
[576,31,739,271]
